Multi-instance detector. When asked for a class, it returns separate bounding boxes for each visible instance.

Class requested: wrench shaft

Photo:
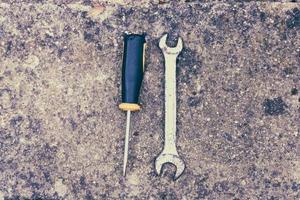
[164,55,178,154]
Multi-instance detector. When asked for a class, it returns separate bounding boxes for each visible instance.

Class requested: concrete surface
[0,1,300,199]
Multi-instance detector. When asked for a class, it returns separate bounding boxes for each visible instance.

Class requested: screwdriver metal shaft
[123,110,131,176]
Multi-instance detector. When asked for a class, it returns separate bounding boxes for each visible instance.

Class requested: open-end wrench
[155,34,185,180]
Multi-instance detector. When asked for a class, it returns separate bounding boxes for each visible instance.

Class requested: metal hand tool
[119,33,146,176]
[155,34,185,180]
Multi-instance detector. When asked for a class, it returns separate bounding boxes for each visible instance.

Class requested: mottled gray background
[0,0,300,199]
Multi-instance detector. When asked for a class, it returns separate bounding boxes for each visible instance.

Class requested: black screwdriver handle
[119,34,146,112]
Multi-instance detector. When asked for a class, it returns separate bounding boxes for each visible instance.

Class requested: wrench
[155,34,185,180]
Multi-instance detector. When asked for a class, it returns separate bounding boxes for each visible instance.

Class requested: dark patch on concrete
[272,181,281,188]
[124,7,135,17]
[194,174,210,198]
[10,115,23,128]
[223,132,233,142]
[283,67,295,75]
[177,47,202,84]
[179,5,199,25]
[28,117,42,134]
[240,134,254,150]
[264,178,272,189]
[196,183,210,199]
[31,193,57,200]
[213,180,230,192]
[271,170,280,177]
[85,19,96,29]
[203,29,214,46]
[291,182,300,191]
[262,97,287,116]
[57,48,65,58]
[37,143,57,162]
[79,176,86,187]
[5,41,13,56]
[85,190,95,200]
[158,189,178,200]
[187,96,201,107]
[193,3,213,13]
[82,0,92,6]
[286,8,300,29]
[133,131,139,136]
[222,82,239,93]
[247,164,259,180]
[250,6,268,22]
[232,15,256,36]
[0,26,4,39]
[4,196,21,200]
[210,14,229,30]
[259,11,267,22]
[291,88,298,95]
[43,171,51,183]
[83,31,94,42]
[69,118,77,131]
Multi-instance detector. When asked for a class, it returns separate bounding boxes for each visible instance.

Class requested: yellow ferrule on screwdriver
[119,103,141,111]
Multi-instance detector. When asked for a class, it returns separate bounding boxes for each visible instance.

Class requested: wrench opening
[155,153,185,180]
[159,34,183,55]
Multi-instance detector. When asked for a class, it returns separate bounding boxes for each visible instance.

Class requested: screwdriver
[119,33,146,176]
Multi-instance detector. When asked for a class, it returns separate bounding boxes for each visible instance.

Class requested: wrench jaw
[159,34,183,56]
[155,152,185,180]
[158,34,168,50]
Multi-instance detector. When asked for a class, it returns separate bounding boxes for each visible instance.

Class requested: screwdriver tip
[123,165,126,176]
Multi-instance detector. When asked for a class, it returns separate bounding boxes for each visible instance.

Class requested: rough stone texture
[0,1,300,199]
